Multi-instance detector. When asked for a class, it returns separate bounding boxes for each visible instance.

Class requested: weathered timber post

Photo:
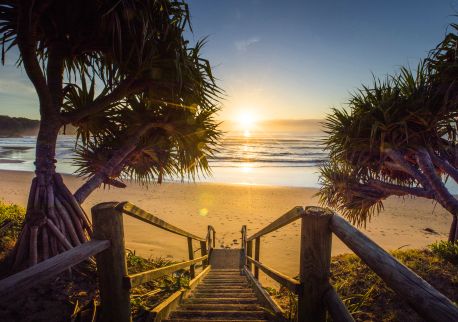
[241,225,247,265]
[200,240,208,268]
[254,237,260,279]
[207,225,212,251]
[187,237,195,278]
[298,207,333,322]
[247,240,253,272]
[92,202,131,322]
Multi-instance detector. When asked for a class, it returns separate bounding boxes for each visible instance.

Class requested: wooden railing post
[187,237,195,278]
[92,202,131,322]
[247,240,253,272]
[207,225,212,251]
[254,237,260,279]
[241,225,247,265]
[200,240,208,268]
[297,207,333,322]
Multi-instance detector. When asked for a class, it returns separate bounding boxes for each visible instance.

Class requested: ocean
[0,132,327,188]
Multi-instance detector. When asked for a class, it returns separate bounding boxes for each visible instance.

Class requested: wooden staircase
[81,202,458,322]
[164,268,272,321]
[3,202,458,321]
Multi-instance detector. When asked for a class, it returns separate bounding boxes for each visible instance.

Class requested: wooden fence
[241,206,458,322]
[0,201,214,322]
[92,201,214,322]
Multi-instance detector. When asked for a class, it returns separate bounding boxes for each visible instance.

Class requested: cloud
[234,37,260,52]
[0,79,36,97]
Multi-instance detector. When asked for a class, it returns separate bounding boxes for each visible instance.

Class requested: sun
[237,112,256,137]
[239,112,255,128]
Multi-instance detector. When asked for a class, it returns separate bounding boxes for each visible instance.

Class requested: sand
[0,170,451,281]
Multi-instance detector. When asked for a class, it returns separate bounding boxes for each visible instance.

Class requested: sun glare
[237,112,256,137]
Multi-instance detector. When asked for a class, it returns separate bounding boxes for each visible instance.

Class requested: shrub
[429,241,458,265]
[0,201,25,253]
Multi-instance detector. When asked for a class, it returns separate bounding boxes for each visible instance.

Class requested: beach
[0,170,451,281]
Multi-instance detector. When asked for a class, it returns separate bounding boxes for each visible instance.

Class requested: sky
[0,0,457,123]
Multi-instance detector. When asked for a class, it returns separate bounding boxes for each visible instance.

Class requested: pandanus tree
[0,0,221,268]
[319,21,458,241]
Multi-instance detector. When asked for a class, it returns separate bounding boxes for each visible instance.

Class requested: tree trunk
[13,12,93,269]
[74,123,155,203]
[11,122,92,269]
[415,148,458,243]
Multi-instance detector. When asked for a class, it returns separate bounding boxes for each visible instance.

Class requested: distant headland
[0,115,39,137]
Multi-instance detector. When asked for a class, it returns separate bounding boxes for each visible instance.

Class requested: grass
[270,248,458,321]
[0,201,25,258]
[126,250,193,320]
[429,241,458,265]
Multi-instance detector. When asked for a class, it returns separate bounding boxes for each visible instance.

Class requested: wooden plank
[298,206,333,322]
[241,225,247,249]
[247,206,304,241]
[247,240,253,272]
[0,240,109,301]
[246,256,300,293]
[323,286,355,322]
[200,240,208,268]
[117,202,205,242]
[126,255,208,288]
[254,237,260,279]
[241,225,247,266]
[209,249,243,269]
[243,267,288,322]
[188,237,195,279]
[92,202,131,322]
[330,214,458,322]
[207,225,216,248]
[151,265,211,322]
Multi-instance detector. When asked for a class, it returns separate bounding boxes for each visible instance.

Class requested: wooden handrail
[243,205,458,322]
[330,214,458,322]
[246,256,300,293]
[92,202,212,322]
[125,255,209,288]
[0,240,110,301]
[117,201,205,242]
[247,206,304,241]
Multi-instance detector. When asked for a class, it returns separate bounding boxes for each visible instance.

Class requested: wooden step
[204,276,246,280]
[196,288,253,292]
[179,304,262,311]
[201,281,248,286]
[193,292,256,298]
[194,289,254,294]
[206,273,243,276]
[164,320,269,322]
[169,310,269,319]
[184,298,259,304]
[197,284,250,289]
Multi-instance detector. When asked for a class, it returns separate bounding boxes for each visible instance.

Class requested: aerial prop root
[11,174,93,269]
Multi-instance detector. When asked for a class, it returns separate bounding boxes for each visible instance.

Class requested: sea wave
[0,133,329,172]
